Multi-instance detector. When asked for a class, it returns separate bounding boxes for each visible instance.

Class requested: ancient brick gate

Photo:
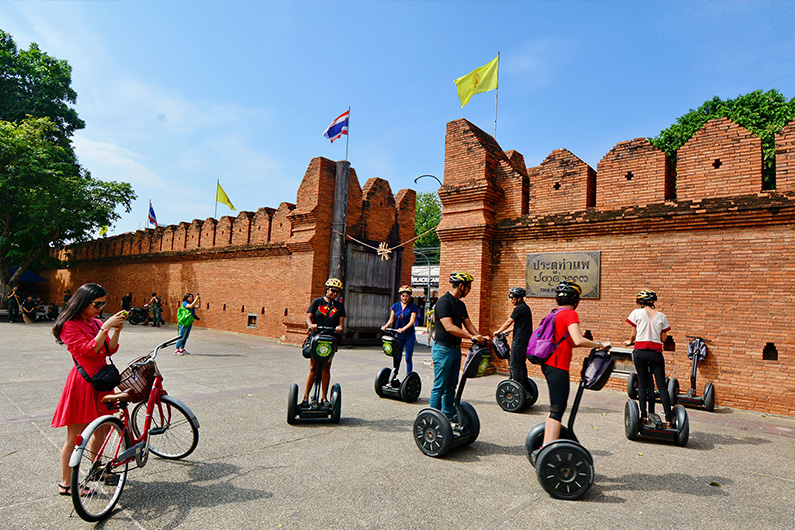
[343,240,402,343]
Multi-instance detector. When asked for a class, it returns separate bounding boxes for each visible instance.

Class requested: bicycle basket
[117,356,157,402]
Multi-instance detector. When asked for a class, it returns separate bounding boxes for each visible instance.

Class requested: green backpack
[177,306,194,327]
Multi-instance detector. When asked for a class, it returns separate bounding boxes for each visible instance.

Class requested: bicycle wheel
[70,417,129,522]
[131,395,199,459]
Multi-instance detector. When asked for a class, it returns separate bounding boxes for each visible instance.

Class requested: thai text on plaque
[525,251,600,299]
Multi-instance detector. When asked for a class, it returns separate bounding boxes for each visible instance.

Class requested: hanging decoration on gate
[333,225,438,261]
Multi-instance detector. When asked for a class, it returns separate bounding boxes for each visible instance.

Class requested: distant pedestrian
[175,292,200,355]
[21,295,36,324]
[121,292,132,311]
[149,292,162,328]
[6,285,20,323]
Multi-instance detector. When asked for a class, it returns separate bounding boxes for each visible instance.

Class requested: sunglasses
[328,288,341,294]
[93,301,107,309]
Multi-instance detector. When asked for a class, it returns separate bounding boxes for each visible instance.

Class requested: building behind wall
[439,117,795,416]
[37,157,416,345]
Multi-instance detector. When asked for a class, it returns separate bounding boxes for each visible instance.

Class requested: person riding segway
[376,285,422,402]
[493,287,538,412]
[286,278,345,424]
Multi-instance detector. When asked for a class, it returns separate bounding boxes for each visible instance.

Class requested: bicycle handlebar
[147,336,181,361]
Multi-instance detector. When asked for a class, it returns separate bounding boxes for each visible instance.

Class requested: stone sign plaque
[525,251,600,299]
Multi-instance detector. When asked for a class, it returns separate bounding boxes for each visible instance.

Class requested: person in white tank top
[626,289,673,427]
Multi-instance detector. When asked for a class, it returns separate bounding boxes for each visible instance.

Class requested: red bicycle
[69,336,200,521]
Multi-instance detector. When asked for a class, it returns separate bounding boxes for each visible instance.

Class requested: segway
[524,347,614,500]
[492,332,539,412]
[287,326,342,424]
[413,341,487,457]
[374,328,422,403]
[675,336,715,412]
[624,364,689,446]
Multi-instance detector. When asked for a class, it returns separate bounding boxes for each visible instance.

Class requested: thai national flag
[148,201,158,227]
[322,110,349,143]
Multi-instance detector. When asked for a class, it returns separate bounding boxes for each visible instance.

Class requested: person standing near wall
[6,285,20,323]
[175,292,200,355]
[492,287,534,393]
[540,281,611,449]
[121,292,132,312]
[431,272,487,423]
[149,292,162,328]
[626,289,673,428]
[381,285,420,382]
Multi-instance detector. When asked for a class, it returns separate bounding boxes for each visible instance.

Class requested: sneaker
[390,379,401,388]
[182,350,190,355]
[173,349,184,356]
[451,422,464,433]
[322,399,331,408]
[299,400,309,408]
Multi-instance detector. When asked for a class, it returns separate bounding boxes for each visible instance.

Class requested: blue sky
[2,1,794,236]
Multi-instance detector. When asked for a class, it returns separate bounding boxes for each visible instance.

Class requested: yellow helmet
[325,278,343,290]
[449,271,474,285]
[398,285,412,295]
[636,289,657,304]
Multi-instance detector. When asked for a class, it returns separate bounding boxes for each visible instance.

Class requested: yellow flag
[454,55,499,107]
[216,181,236,211]
[99,225,108,237]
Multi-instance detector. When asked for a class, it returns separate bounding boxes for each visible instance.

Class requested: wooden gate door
[343,241,402,343]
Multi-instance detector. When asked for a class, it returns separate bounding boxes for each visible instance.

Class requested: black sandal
[58,483,70,496]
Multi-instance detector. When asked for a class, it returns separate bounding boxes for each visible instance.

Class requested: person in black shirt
[302,278,346,406]
[493,287,534,393]
[6,286,20,323]
[121,293,132,311]
[430,272,487,421]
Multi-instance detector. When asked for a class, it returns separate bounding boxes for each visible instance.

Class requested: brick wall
[39,157,415,345]
[775,119,795,192]
[441,118,795,416]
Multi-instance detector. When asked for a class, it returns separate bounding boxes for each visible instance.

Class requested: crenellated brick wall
[440,118,795,416]
[39,157,415,344]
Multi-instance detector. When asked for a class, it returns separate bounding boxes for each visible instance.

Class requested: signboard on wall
[525,251,601,299]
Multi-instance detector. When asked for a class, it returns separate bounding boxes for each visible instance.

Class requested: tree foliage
[415,191,441,251]
[0,30,136,295]
[649,89,795,188]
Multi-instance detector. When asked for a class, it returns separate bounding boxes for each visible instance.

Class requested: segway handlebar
[685,335,712,342]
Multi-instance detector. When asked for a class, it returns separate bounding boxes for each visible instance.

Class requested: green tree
[415,191,441,252]
[0,30,136,302]
[649,90,795,188]
[0,30,85,145]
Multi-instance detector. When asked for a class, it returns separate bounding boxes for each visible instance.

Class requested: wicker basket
[117,356,157,403]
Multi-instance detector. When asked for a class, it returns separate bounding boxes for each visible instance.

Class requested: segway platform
[287,327,342,425]
[675,336,716,411]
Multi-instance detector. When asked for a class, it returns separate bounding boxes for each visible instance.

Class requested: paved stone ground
[1,320,793,529]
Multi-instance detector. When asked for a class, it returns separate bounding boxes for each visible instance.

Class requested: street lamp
[414,174,442,187]
[414,250,433,326]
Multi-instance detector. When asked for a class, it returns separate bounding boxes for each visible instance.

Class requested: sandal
[58,483,70,496]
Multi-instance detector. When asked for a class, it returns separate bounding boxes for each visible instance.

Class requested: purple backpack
[526,308,569,365]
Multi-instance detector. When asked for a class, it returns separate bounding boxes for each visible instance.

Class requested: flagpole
[147,200,151,228]
[214,180,218,219]
[345,106,350,161]
[494,51,500,139]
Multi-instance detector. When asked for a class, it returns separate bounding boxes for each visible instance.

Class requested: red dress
[51,318,119,427]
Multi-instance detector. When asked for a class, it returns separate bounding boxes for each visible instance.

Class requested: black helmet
[509,287,526,298]
[555,281,582,306]
[449,271,474,286]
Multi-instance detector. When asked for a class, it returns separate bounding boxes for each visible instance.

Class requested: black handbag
[73,357,121,392]
[302,335,312,359]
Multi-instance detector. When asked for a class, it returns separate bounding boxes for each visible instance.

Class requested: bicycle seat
[101,391,133,403]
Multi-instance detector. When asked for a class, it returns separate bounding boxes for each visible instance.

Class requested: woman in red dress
[51,284,128,496]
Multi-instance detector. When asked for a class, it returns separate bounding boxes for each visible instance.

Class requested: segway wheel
[330,383,341,424]
[413,409,453,457]
[668,377,680,406]
[399,371,422,403]
[459,401,480,445]
[525,423,546,467]
[535,441,594,500]
[674,405,689,446]
[627,372,639,400]
[496,380,526,412]
[287,384,299,425]
[703,382,715,412]
[374,367,390,398]
[624,400,640,440]
[525,378,539,407]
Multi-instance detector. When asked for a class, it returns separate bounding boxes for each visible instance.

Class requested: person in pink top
[626,289,673,428]
[51,283,128,497]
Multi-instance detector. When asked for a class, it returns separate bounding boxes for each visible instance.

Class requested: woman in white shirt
[626,289,673,428]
